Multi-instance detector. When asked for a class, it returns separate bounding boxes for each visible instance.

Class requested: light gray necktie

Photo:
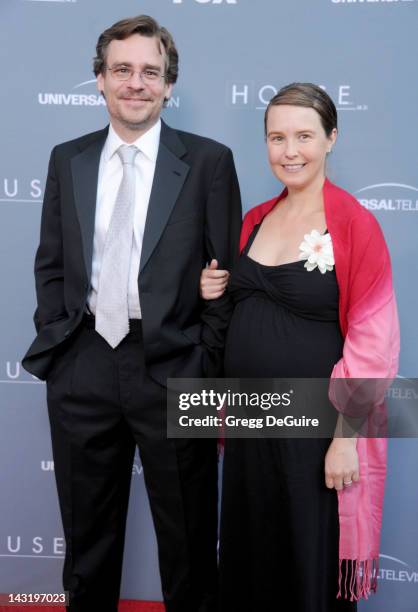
[95,144,139,348]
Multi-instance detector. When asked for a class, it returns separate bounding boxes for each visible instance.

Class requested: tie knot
[117,144,139,166]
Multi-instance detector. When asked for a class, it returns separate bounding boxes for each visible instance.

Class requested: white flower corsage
[298,229,334,274]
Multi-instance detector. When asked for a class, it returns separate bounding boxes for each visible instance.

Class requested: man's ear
[96,73,104,95]
[165,83,173,102]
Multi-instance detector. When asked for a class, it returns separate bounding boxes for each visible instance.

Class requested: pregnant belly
[224,298,343,378]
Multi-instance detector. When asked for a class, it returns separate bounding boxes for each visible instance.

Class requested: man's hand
[324,438,360,491]
[200,259,229,300]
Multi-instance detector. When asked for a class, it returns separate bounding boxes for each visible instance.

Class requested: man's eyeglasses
[106,66,166,84]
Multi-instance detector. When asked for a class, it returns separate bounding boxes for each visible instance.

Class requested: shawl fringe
[337,557,379,601]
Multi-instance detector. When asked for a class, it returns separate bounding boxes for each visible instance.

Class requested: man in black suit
[22,15,241,612]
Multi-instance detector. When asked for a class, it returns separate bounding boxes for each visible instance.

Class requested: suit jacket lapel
[139,121,190,274]
[71,128,108,281]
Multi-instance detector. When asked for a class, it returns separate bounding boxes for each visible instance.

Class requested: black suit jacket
[22,121,242,384]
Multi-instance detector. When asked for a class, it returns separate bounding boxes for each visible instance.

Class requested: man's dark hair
[93,15,179,85]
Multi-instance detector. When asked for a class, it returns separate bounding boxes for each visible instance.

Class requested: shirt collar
[104,119,161,163]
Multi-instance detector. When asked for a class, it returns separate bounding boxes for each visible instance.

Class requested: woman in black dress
[200,83,399,611]
[218,224,351,611]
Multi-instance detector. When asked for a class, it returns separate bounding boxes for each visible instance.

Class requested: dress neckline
[244,223,329,270]
[244,253,305,270]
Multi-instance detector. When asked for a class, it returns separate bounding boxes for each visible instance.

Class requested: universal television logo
[38,78,105,108]
[331,0,415,4]
[379,554,418,584]
[38,78,181,109]
[356,183,418,212]
[41,460,144,476]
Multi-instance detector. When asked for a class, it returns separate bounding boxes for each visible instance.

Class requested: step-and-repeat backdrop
[1,0,417,609]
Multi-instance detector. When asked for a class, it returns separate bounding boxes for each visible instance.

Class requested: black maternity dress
[219,224,357,612]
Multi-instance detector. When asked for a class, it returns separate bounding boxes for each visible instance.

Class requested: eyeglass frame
[105,65,167,84]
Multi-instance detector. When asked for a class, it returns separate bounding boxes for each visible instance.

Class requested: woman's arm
[326,212,400,490]
[200,259,229,300]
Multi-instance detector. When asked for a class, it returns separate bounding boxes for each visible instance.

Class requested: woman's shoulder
[240,195,280,252]
[325,180,382,235]
[242,195,280,226]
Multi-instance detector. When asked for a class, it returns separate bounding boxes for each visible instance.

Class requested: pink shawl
[239,178,400,600]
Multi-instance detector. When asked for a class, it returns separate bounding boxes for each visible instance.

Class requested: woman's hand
[200,259,229,300]
[324,438,359,491]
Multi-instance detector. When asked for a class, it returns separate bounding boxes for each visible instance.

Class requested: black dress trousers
[46,317,218,612]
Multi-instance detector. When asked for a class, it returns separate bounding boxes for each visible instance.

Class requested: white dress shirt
[87,120,161,319]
